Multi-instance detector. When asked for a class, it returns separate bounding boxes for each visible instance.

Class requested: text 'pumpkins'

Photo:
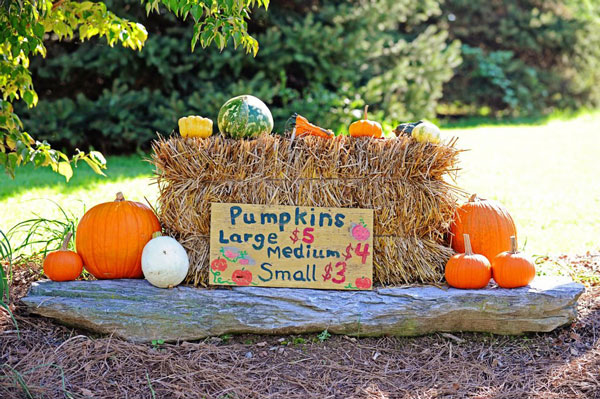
[450,194,516,262]
[76,192,161,279]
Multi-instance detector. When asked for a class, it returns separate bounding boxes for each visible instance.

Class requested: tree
[0,0,268,180]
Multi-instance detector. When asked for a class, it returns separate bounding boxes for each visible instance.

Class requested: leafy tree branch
[0,0,268,180]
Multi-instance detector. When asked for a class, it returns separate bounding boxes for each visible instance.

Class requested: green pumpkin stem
[510,236,518,253]
[152,231,162,239]
[363,105,369,120]
[115,192,125,202]
[61,231,73,251]
[463,233,473,255]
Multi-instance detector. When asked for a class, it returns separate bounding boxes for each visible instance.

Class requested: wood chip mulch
[1,254,598,399]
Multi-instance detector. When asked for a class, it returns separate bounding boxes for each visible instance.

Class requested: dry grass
[152,134,462,287]
[1,256,598,399]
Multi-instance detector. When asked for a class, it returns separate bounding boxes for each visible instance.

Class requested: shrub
[440,0,600,115]
[19,0,460,152]
[18,0,600,152]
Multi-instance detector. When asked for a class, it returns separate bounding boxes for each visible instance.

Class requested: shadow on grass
[0,154,155,201]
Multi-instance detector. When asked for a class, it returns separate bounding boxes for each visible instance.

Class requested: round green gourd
[218,95,274,139]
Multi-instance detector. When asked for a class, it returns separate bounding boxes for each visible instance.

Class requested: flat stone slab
[22,277,584,342]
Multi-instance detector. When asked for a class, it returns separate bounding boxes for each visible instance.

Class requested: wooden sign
[209,203,373,290]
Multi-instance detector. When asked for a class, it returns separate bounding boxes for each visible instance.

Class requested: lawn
[1,112,599,256]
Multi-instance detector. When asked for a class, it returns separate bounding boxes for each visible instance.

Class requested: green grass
[450,111,600,255]
[0,155,159,237]
[1,112,599,256]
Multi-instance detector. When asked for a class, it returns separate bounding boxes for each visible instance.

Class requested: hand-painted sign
[209,203,373,290]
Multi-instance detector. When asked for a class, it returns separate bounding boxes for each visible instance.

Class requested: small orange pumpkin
[445,234,491,289]
[349,105,383,138]
[492,236,535,288]
[450,193,516,263]
[76,192,161,279]
[43,232,83,282]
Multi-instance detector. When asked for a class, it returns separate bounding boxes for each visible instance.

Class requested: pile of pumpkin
[43,193,536,291]
[43,192,189,289]
[447,194,536,289]
[43,94,535,291]
[179,94,445,144]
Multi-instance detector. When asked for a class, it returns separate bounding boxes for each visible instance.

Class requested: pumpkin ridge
[132,202,143,277]
[489,202,503,258]
[130,203,142,278]
[134,203,152,278]
[118,202,130,278]
[84,204,101,277]
[81,204,98,277]
[98,202,112,278]
[128,201,145,278]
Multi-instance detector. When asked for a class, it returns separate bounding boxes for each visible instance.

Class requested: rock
[22,277,584,343]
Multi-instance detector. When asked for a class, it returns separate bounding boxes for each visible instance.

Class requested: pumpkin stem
[115,192,125,202]
[463,233,473,255]
[152,231,162,239]
[363,105,369,120]
[468,193,478,202]
[61,231,73,251]
[510,236,518,253]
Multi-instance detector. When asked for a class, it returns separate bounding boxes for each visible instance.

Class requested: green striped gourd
[217,95,274,139]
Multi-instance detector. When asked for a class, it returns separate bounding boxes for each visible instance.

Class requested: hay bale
[152,134,462,287]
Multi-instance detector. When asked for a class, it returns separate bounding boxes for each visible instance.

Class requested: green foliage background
[441,0,600,115]
[17,0,600,153]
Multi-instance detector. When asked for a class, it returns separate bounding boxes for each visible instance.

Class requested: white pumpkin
[142,233,189,288]
[412,120,442,144]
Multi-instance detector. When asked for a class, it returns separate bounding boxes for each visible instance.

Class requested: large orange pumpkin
[76,192,161,279]
[450,193,516,262]
[492,236,535,288]
[445,234,491,289]
[43,232,83,282]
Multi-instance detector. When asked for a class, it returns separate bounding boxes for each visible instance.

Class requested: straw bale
[152,134,463,287]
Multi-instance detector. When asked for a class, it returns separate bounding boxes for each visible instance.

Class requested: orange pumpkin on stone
[450,194,516,263]
[349,105,383,138]
[43,232,83,282]
[445,234,491,289]
[76,192,161,279]
[492,236,535,288]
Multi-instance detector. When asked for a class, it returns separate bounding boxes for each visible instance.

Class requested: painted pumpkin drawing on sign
[211,258,228,272]
[232,269,253,286]
[355,277,372,289]
[350,218,370,241]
